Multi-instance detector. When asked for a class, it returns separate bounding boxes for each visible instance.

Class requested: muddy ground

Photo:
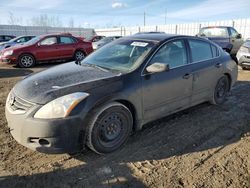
[0,63,250,188]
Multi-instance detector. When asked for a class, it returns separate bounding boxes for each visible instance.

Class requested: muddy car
[5,34,238,154]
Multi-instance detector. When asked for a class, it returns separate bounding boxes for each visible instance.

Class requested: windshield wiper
[82,63,111,72]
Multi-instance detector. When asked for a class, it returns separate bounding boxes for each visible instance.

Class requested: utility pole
[144,11,146,26]
[165,8,167,24]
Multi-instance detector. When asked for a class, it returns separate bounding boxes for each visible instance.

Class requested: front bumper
[0,55,17,64]
[5,100,87,154]
[237,52,250,68]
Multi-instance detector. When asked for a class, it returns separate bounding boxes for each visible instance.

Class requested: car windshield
[200,27,229,37]
[81,39,156,73]
[25,36,42,45]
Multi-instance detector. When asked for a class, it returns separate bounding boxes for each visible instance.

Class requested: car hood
[13,62,121,104]
[1,43,30,52]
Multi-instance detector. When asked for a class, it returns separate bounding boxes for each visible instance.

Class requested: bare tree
[30,14,62,27]
[8,12,22,25]
[68,18,74,28]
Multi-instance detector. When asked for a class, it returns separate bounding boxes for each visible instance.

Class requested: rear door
[35,36,60,61]
[57,36,77,58]
[142,39,193,121]
[187,39,223,104]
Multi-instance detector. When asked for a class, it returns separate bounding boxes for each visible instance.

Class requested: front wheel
[18,54,35,68]
[212,76,230,105]
[86,102,133,154]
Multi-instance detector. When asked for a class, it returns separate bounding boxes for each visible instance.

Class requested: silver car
[92,36,121,50]
[237,39,250,69]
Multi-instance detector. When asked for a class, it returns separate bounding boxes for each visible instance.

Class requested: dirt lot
[0,63,250,188]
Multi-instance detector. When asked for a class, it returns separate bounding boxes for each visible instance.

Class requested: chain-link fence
[0,25,95,38]
[95,18,250,39]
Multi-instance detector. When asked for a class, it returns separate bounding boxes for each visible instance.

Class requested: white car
[237,39,250,70]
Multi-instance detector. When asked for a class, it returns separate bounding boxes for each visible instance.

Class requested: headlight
[3,50,13,56]
[34,92,89,119]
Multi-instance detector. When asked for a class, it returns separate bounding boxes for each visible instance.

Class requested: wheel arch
[75,48,87,56]
[18,52,36,61]
[115,99,138,131]
[224,73,232,91]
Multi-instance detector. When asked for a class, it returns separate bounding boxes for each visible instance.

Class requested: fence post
[156,25,158,32]
[232,20,235,27]
[138,26,141,33]
[175,25,178,34]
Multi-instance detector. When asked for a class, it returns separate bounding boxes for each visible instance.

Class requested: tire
[74,50,85,61]
[212,75,230,105]
[18,54,35,68]
[86,102,133,154]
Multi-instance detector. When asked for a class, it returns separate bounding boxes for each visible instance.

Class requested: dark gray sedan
[5,34,237,154]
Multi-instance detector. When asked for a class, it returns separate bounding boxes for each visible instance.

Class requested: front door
[35,36,60,61]
[142,39,193,121]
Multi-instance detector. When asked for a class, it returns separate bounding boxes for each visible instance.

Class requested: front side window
[200,27,229,37]
[5,36,13,40]
[81,39,156,72]
[189,40,213,62]
[149,40,188,69]
[60,36,75,44]
[40,37,57,46]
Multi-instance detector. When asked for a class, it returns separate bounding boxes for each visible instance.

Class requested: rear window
[189,40,213,62]
[200,27,229,37]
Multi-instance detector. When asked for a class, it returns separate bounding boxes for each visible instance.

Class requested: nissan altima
[5,34,238,154]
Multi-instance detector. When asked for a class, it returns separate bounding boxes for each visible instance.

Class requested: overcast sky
[0,0,249,28]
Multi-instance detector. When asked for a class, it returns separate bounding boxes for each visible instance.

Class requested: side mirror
[37,42,41,46]
[146,62,169,73]
[236,33,242,39]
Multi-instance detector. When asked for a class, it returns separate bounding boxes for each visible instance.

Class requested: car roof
[201,26,232,29]
[39,33,73,38]
[125,33,185,42]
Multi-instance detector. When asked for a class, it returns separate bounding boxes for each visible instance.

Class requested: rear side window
[189,40,213,62]
[60,36,76,44]
[211,45,219,58]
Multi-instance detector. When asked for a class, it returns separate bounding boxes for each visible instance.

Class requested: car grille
[8,93,34,112]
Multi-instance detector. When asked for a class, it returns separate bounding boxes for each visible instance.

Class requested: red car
[0,33,93,68]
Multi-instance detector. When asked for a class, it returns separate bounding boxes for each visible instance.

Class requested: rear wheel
[18,54,35,68]
[86,102,133,154]
[74,50,85,61]
[212,75,230,105]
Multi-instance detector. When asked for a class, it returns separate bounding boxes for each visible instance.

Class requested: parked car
[86,35,106,42]
[5,34,237,154]
[0,33,93,68]
[0,35,16,43]
[0,35,35,50]
[237,39,250,69]
[196,26,244,55]
[92,36,121,50]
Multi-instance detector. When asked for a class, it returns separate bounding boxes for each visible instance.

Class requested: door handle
[183,73,192,79]
[215,63,222,68]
